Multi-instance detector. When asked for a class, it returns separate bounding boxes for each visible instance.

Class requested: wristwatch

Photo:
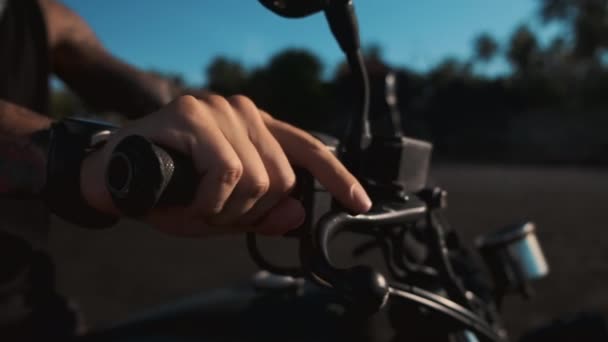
[43,117,119,229]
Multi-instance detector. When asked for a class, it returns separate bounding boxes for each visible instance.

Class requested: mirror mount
[258,0,327,18]
[258,0,371,175]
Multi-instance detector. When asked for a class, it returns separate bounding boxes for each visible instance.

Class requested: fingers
[127,94,370,238]
[140,96,243,217]
[261,112,372,214]
[165,95,294,231]
[148,197,305,237]
[226,96,297,226]
[200,96,270,225]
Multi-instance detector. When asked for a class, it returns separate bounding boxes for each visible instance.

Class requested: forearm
[0,100,52,198]
[41,0,175,119]
[54,44,175,118]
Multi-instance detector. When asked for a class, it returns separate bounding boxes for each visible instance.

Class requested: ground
[49,163,608,339]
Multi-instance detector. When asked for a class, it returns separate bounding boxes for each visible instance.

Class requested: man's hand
[81,95,372,237]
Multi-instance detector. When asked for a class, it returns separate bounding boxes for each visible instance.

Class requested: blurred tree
[206,57,248,95]
[364,43,384,61]
[474,33,499,64]
[245,49,330,130]
[547,36,568,58]
[540,0,573,20]
[266,49,323,86]
[432,58,460,80]
[333,42,387,78]
[539,0,608,59]
[430,57,471,84]
[507,25,541,75]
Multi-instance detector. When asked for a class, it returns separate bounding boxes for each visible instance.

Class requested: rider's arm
[34,1,372,236]
[39,0,176,118]
[0,100,51,198]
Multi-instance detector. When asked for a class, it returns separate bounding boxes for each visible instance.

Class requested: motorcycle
[76,1,557,341]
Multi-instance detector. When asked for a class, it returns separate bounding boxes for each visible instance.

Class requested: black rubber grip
[105,135,198,217]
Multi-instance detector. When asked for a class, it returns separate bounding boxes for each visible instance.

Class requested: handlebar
[106,135,197,217]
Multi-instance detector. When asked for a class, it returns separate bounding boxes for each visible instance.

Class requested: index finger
[261,112,372,214]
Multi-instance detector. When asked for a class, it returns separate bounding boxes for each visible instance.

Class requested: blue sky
[61,0,553,85]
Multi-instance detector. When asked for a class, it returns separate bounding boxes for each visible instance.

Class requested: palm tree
[507,25,540,75]
[474,33,499,64]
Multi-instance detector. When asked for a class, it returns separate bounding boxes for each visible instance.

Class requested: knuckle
[204,94,232,113]
[306,138,332,158]
[272,172,296,195]
[218,162,244,185]
[228,95,255,111]
[260,110,275,122]
[246,178,270,199]
[228,95,261,121]
[173,95,203,123]
[173,95,200,113]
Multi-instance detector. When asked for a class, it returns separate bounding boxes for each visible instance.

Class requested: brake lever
[303,198,427,313]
